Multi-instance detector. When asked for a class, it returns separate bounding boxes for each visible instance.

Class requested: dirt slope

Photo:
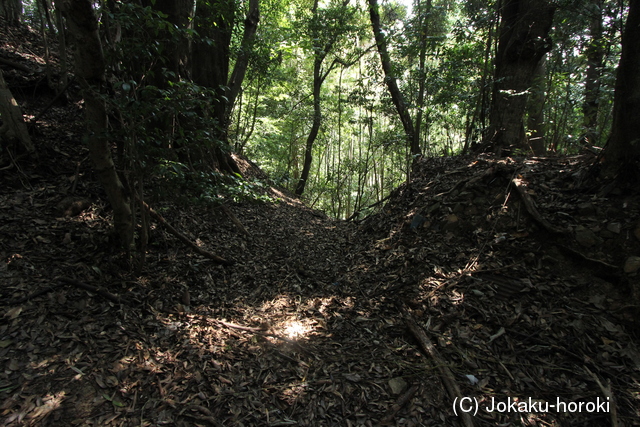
[2,18,640,427]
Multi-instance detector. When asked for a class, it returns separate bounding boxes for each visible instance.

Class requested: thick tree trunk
[367,0,419,157]
[602,0,640,178]
[192,0,234,124]
[142,0,195,81]
[191,0,242,174]
[0,70,34,153]
[526,55,547,155]
[59,0,132,248]
[1,0,21,24]
[483,0,555,155]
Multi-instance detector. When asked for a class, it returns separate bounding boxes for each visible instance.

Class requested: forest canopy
[2,0,637,228]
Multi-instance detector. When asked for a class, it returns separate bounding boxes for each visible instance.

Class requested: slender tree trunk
[224,0,259,128]
[367,0,419,157]
[413,0,431,155]
[464,18,495,154]
[54,4,68,91]
[583,0,604,145]
[295,57,323,196]
[602,0,640,178]
[483,0,555,155]
[58,0,132,248]
[294,0,350,195]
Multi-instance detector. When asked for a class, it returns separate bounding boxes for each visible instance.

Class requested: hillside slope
[2,18,640,427]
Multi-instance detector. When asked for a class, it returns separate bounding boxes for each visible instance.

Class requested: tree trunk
[294,0,350,196]
[191,0,242,174]
[192,0,234,123]
[602,0,640,178]
[413,0,431,156]
[58,0,132,248]
[54,4,69,91]
[367,0,419,157]
[583,0,604,146]
[1,0,21,24]
[526,54,547,155]
[295,58,323,196]
[143,0,195,81]
[224,0,259,128]
[483,0,555,155]
[0,70,34,153]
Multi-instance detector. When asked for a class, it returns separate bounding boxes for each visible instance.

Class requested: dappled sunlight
[281,319,311,339]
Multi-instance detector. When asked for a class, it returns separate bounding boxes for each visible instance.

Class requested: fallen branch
[4,283,64,305]
[59,277,124,304]
[585,366,618,427]
[138,198,234,266]
[346,193,392,222]
[0,56,33,73]
[398,301,474,427]
[218,204,250,237]
[380,384,419,425]
[512,178,566,234]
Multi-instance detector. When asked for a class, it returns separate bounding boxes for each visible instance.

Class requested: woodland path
[1,16,640,427]
[2,152,640,426]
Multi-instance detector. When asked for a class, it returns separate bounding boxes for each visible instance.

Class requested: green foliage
[154,160,275,204]
[99,1,273,206]
[87,0,625,217]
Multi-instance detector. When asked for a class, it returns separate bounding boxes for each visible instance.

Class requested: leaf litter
[2,18,640,427]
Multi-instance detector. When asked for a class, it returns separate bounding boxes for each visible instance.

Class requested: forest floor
[2,19,640,427]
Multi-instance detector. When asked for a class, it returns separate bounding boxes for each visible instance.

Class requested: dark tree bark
[367,0,419,157]
[0,70,34,153]
[224,0,259,128]
[0,0,21,24]
[583,0,604,146]
[191,0,259,175]
[142,0,195,82]
[482,0,555,155]
[296,51,325,196]
[526,54,547,155]
[58,0,132,248]
[602,0,640,178]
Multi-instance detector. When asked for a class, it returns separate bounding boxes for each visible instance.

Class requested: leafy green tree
[368,0,419,157]
[295,0,361,195]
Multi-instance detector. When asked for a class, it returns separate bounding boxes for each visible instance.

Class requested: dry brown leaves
[3,153,640,426]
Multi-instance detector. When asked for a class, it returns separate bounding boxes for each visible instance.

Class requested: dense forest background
[2,0,638,227]
[2,1,640,425]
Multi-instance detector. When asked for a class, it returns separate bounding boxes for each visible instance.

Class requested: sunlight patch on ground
[282,319,310,339]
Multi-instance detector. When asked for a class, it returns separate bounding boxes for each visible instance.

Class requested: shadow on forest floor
[1,17,640,427]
